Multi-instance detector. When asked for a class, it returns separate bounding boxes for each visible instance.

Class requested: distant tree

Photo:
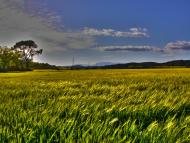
[12,40,43,69]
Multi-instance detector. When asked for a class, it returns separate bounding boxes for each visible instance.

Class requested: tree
[0,47,12,70]
[12,40,43,69]
[0,47,22,71]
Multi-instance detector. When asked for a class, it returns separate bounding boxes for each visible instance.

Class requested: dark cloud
[99,45,158,52]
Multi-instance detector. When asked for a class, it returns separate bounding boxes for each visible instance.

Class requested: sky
[0,0,190,66]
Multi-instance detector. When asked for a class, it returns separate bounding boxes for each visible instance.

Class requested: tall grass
[0,69,190,142]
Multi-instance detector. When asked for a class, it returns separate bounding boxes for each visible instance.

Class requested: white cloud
[165,41,190,51]
[83,27,149,38]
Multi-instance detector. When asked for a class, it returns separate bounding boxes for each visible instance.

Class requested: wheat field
[0,69,190,142]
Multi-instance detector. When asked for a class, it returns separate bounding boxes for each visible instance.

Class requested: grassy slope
[0,69,190,142]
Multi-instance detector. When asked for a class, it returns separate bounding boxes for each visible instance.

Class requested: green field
[0,69,190,142]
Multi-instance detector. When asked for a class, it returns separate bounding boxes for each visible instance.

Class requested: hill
[100,60,190,69]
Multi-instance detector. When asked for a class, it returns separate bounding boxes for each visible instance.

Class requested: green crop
[0,69,190,142]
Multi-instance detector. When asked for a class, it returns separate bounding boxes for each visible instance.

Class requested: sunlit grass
[0,69,190,142]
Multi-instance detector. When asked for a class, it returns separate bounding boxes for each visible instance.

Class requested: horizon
[0,0,190,66]
[44,59,190,67]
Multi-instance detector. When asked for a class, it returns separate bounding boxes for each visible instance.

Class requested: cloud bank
[100,45,159,52]
[165,41,190,51]
[100,41,190,53]
[0,0,95,52]
[83,27,149,38]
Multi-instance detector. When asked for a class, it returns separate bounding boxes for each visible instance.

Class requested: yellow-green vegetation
[0,69,190,142]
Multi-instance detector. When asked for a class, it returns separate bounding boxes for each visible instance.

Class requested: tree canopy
[13,40,43,63]
[0,40,43,72]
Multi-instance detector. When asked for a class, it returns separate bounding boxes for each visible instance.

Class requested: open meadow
[0,69,190,142]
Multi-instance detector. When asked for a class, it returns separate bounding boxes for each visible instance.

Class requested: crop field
[0,69,190,142]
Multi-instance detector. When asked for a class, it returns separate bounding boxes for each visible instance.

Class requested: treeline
[30,62,59,70]
[0,40,43,72]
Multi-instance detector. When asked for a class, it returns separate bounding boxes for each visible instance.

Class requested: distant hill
[95,62,116,67]
[54,60,190,70]
[100,60,190,69]
[163,60,190,66]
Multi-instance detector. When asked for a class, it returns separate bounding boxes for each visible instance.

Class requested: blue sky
[0,0,190,65]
